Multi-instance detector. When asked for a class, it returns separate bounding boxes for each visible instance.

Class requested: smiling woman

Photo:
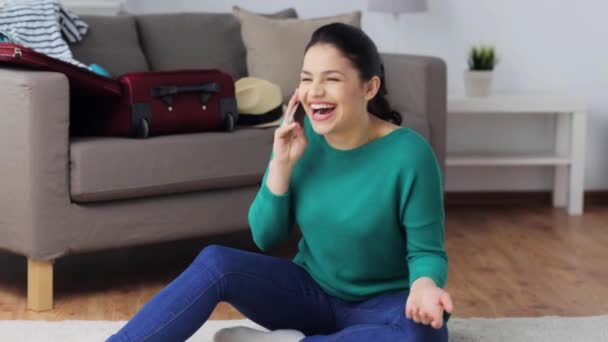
[294,24,405,152]
[108,23,450,342]
[302,23,402,123]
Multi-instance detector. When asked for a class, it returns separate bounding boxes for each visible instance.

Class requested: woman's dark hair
[304,23,402,125]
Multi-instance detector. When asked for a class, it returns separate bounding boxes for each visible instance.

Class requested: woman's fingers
[430,305,444,327]
[413,308,422,323]
[275,122,298,139]
[410,306,444,328]
[405,308,412,319]
[431,316,444,330]
[405,298,416,319]
[284,89,299,123]
[421,312,433,325]
[439,291,454,313]
[275,122,306,160]
[406,291,452,329]
[289,123,304,142]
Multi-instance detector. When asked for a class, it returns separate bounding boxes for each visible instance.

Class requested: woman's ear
[363,76,381,101]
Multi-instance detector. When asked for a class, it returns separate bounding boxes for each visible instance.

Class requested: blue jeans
[107,245,448,342]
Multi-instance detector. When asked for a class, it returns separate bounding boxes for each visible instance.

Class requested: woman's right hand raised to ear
[272,89,308,168]
[266,90,308,195]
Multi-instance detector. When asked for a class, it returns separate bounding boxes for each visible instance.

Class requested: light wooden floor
[1,204,607,321]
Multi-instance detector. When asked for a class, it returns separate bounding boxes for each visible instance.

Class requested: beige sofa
[0,12,446,311]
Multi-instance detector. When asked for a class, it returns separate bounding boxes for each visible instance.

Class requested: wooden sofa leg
[27,258,54,311]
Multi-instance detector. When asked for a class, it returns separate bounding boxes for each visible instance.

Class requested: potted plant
[464,44,499,96]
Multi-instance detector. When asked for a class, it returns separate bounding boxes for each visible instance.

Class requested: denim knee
[193,244,232,275]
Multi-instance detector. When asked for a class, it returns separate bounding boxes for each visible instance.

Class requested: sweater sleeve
[247,155,296,252]
[401,137,448,288]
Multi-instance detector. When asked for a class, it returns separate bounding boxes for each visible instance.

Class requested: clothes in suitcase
[0,43,121,97]
[107,69,238,138]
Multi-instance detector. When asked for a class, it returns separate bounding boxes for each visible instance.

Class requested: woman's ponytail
[367,64,402,125]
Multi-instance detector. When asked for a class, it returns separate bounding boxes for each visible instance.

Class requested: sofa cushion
[71,15,150,76]
[135,8,297,80]
[70,128,274,203]
[233,7,362,103]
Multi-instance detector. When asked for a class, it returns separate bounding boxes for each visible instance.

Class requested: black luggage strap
[150,83,220,109]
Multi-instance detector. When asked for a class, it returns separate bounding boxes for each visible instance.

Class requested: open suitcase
[0,43,121,97]
[1,43,238,138]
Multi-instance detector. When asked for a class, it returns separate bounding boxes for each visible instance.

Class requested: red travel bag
[1,44,238,138]
[0,43,121,97]
[106,69,238,138]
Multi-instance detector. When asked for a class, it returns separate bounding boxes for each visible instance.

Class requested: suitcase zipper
[13,47,22,59]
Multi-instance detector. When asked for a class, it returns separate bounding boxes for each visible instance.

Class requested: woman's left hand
[405,277,453,329]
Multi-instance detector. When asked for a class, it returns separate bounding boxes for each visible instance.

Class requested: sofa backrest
[135,12,251,79]
[71,15,149,76]
[71,9,297,79]
[136,9,296,79]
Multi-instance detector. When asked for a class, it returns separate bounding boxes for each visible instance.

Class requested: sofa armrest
[381,53,447,176]
[0,67,70,257]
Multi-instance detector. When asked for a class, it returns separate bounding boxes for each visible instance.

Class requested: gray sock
[213,326,305,342]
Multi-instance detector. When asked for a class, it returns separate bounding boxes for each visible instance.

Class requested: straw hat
[235,77,285,128]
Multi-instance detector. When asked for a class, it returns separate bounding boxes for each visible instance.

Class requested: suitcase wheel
[223,114,235,132]
[136,118,150,138]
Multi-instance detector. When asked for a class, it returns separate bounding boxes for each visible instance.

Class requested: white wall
[125,0,608,191]
[62,0,123,15]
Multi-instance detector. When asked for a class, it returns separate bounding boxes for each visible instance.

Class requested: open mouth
[310,103,337,121]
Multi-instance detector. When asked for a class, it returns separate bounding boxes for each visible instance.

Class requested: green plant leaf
[468,44,497,70]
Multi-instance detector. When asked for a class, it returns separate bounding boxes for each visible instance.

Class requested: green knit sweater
[248,117,447,301]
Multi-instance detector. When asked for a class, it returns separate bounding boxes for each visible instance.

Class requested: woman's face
[298,43,378,136]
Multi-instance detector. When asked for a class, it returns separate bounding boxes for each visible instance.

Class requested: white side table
[446,95,587,215]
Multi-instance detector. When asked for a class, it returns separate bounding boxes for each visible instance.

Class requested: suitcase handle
[150,83,220,109]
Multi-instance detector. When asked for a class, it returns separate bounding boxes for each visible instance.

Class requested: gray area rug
[448,316,608,342]
[0,316,607,341]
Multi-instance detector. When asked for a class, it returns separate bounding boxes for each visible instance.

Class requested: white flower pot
[464,70,493,97]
